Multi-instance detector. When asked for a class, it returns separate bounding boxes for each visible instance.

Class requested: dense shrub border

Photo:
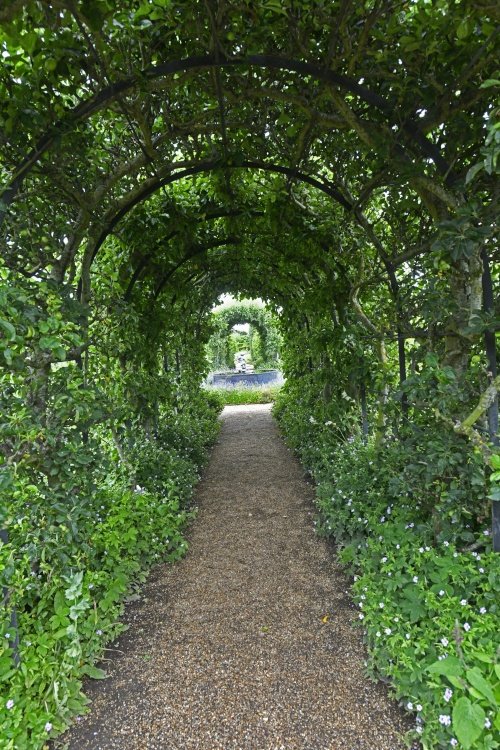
[0,395,221,750]
[274,398,500,750]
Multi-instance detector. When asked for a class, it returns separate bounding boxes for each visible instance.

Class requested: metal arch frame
[124,208,264,300]
[0,53,454,225]
[77,159,353,298]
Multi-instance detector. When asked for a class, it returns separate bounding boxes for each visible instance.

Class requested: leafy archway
[0,2,499,748]
[209,300,280,370]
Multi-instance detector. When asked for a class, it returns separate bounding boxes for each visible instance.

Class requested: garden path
[64,404,410,750]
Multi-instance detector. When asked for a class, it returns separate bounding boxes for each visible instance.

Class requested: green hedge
[274,394,500,750]
[0,395,221,749]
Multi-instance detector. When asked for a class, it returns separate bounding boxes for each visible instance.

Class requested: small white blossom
[460,599,467,606]
[441,637,449,647]
[444,688,453,702]
[407,702,413,710]
[450,740,458,747]
[379,602,385,609]
[381,557,387,563]
[413,576,418,583]
[439,715,451,726]
[385,627,392,635]
[443,541,449,547]
[359,613,364,620]
[439,590,445,596]
[479,567,484,573]
[480,607,487,614]
[376,631,381,637]
[485,718,491,729]
[416,704,422,712]
[6,699,14,709]
[45,722,53,733]
[463,622,471,632]
[405,633,411,640]
[419,547,424,553]
[396,544,400,549]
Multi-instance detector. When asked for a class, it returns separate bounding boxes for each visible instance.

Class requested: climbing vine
[0,1,499,747]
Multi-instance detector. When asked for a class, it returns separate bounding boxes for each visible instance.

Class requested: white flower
[439,590,445,596]
[413,576,418,583]
[463,622,471,632]
[376,631,381,637]
[385,628,392,635]
[416,725,423,734]
[439,715,451,726]
[5,633,10,639]
[379,602,385,609]
[416,704,422,712]
[381,557,387,563]
[359,613,364,620]
[6,699,14,709]
[485,718,491,729]
[444,688,453,702]
[405,633,411,640]
[479,567,484,573]
[396,544,400,549]
[419,547,424,553]
[460,599,467,606]
[483,529,490,536]
[309,416,316,424]
[441,637,449,647]
[443,541,449,547]
[45,722,53,733]
[407,702,413,710]
[480,607,487,614]
[450,740,458,747]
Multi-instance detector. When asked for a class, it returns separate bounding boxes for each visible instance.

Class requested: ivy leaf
[452,697,485,749]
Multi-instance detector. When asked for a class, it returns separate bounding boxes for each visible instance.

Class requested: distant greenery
[207,301,281,371]
[207,384,281,405]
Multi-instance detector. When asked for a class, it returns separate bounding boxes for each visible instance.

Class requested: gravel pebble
[62,404,411,749]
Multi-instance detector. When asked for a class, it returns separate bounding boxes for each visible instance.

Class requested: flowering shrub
[0,394,221,750]
[275,396,500,750]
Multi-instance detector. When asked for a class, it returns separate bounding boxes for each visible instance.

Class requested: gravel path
[63,404,410,750]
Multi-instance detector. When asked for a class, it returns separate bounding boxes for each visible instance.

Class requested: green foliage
[0,2,499,748]
[207,384,281,405]
[275,390,500,749]
[207,300,281,371]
